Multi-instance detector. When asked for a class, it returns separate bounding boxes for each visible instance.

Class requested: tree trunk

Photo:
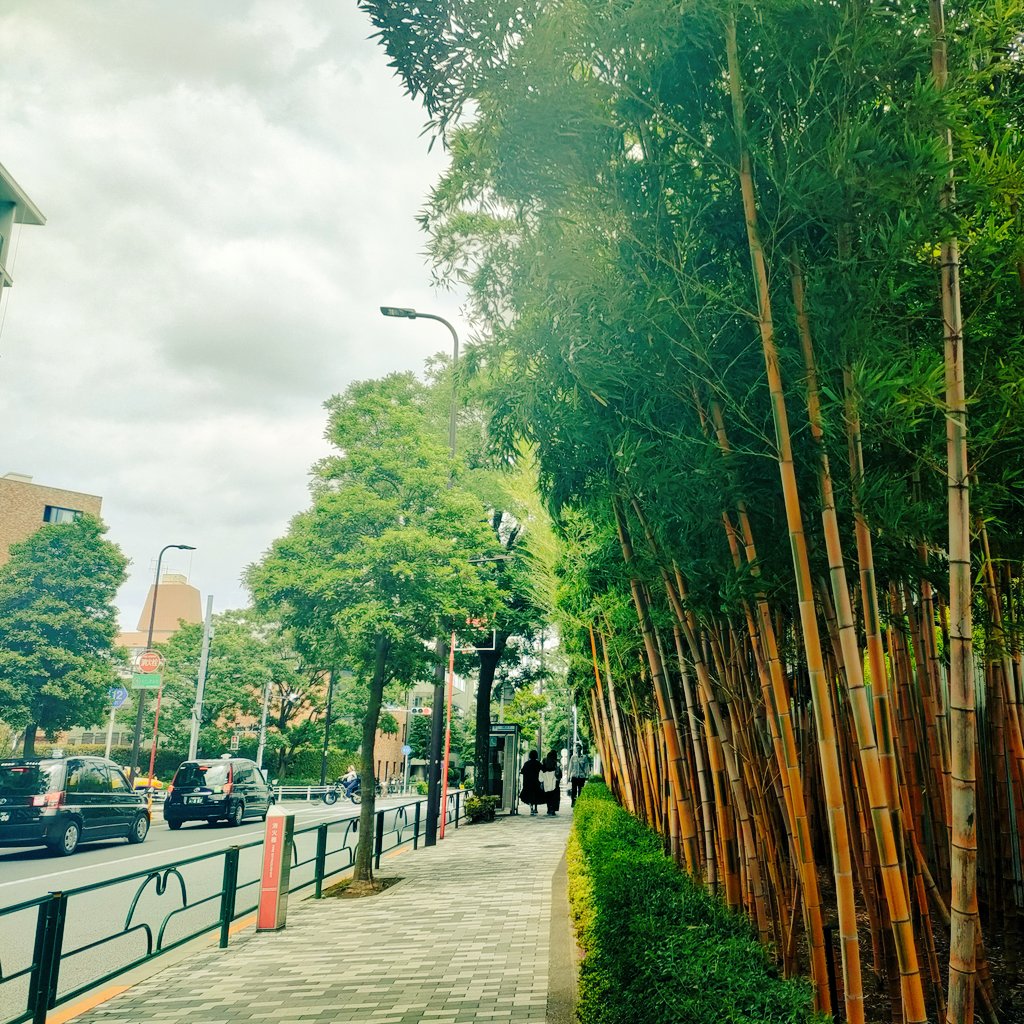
[473,636,508,796]
[23,724,36,758]
[353,635,389,883]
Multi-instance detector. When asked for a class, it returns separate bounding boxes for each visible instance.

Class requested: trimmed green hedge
[569,783,822,1024]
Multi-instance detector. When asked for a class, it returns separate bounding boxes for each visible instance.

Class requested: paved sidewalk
[72,809,574,1024]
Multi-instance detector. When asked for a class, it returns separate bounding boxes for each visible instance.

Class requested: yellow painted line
[48,985,129,1023]
[382,846,410,860]
[229,912,256,936]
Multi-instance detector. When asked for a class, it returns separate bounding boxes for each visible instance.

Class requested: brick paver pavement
[72,809,573,1024]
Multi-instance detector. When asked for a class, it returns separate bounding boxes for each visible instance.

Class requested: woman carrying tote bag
[541,750,562,816]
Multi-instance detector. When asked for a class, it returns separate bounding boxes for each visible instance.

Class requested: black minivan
[163,757,271,829]
[0,756,150,856]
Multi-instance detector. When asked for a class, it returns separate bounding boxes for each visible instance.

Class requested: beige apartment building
[0,472,104,566]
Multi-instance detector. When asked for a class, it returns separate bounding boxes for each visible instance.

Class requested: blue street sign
[401,744,412,757]
[109,685,130,708]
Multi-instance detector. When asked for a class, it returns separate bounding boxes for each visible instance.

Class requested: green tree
[147,609,319,775]
[248,374,500,882]
[0,515,128,756]
[407,711,433,760]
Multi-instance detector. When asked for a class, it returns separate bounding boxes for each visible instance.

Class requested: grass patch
[569,783,823,1024]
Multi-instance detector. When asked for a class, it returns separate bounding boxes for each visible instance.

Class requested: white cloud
[0,0,466,626]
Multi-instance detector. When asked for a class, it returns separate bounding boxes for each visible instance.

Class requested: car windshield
[0,761,62,796]
[174,763,229,787]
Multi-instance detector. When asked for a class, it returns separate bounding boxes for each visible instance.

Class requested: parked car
[0,756,150,856]
[163,757,272,830]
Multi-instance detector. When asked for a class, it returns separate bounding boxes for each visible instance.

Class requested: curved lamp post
[380,305,459,846]
[127,543,195,786]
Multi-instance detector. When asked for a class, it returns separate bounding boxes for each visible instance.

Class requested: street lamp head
[380,305,418,319]
[173,544,196,551]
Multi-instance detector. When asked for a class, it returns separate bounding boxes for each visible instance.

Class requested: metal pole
[381,309,459,848]
[320,669,336,786]
[104,704,116,760]
[128,545,172,786]
[418,314,457,847]
[256,676,273,773]
[189,594,214,760]
[439,631,457,840]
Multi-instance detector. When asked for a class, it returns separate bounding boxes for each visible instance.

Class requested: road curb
[547,848,577,1024]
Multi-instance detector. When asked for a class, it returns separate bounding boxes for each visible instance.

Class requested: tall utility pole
[320,669,336,786]
[380,305,459,847]
[188,595,214,760]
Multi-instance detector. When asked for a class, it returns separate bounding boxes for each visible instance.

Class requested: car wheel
[227,801,244,827]
[127,815,150,844]
[49,821,80,857]
[167,819,182,831]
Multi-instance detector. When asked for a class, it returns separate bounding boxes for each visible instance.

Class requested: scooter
[322,777,361,805]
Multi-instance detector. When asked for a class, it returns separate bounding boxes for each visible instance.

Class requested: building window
[43,505,81,524]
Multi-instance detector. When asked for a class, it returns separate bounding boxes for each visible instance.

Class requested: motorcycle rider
[340,764,359,797]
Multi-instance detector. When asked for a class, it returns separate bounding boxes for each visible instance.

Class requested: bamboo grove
[358,0,1024,1020]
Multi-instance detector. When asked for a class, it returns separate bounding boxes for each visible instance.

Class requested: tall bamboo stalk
[927,0,977,1017]
[724,14,863,1021]
[791,248,927,1021]
[612,496,700,872]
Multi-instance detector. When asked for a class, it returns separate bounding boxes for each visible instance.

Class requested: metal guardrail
[0,789,467,1024]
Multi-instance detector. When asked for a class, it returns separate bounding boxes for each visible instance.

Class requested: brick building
[0,472,103,566]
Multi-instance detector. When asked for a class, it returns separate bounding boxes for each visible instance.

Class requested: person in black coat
[520,750,544,815]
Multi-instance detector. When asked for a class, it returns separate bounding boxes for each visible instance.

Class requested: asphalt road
[0,795,425,1024]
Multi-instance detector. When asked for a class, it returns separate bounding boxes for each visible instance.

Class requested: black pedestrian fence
[0,790,468,1024]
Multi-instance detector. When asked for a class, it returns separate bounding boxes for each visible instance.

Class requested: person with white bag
[541,749,562,816]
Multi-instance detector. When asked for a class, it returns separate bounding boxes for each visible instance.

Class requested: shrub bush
[465,794,499,822]
[570,782,821,1024]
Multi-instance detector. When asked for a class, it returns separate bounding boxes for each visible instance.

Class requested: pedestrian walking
[519,750,544,815]
[568,745,592,807]
[541,749,562,815]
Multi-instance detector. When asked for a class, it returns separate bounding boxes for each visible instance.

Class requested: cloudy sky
[0,1,465,628]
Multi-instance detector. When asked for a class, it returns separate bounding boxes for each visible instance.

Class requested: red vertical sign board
[257,811,294,931]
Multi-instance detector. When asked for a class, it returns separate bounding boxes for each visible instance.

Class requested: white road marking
[0,803,352,892]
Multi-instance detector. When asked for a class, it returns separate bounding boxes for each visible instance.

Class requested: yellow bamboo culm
[723,12,862,1021]
[791,248,927,1023]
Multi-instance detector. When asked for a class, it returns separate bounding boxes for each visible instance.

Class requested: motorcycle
[321,776,362,805]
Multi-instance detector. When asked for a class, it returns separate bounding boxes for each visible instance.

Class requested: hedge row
[568,782,822,1024]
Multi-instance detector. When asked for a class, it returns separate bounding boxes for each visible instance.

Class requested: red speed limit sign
[136,649,163,673]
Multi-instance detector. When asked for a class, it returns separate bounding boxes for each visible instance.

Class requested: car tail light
[223,782,233,796]
[31,791,64,808]
[166,785,173,796]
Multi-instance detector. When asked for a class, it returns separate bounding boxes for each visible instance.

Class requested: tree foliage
[360,0,1024,1017]
[248,373,501,880]
[0,515,127,756]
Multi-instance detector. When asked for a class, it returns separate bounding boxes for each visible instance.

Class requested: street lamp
[127,544,196,786]
[380,304,459,846]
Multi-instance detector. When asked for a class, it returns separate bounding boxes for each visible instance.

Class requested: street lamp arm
[379,305,459,460]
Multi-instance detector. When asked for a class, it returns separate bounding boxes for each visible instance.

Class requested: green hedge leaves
[570,783,822,1024]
